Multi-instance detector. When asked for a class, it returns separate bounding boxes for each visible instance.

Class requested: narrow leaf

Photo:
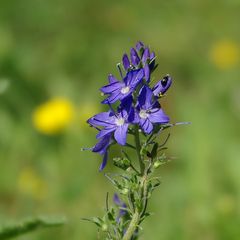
[0,216,66,240]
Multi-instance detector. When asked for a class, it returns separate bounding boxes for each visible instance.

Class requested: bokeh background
[0,0,240,239]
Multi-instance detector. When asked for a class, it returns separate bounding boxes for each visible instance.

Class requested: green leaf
[140,145,149,156]
[107,211,115,222]
[124,143,136,150]
[150,142,158,159]
[0,216,66,240]
[82,217,104,228]
[140,212,154,223]
[104,174,121,189]
[113,157,131,170]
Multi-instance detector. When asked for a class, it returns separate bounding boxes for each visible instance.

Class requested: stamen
[115,117,125,126]
[139,109,149,119]
[121,86,130,94]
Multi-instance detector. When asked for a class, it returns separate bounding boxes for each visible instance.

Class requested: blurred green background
[0,0,240,239]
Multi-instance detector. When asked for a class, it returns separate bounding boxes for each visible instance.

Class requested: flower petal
[125,69,144,88]
[99,151,108,171]
[136,41,144,51]
[119,96,133,112]
[100,81,123,94]
[88,112,115,127]
[130,48,140,66]
[96,126,116,139]
[142,47,150,64]
[153,75,172,96]
[113,193,122,205]
[114,124,128,145]
[122,54,130,71]
[108,74,118,84]
[102,91,122,104]
[144,64,150,82]
[127,107,135,123]
[140,118,153,134]
[93,134,111,154]
[148,108,170,123]
[138,86,153,109]
[150,51,155,60]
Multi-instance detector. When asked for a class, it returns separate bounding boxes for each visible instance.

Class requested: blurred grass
[0,0,240,239]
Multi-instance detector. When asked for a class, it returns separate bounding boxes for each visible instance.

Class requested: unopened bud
[153,160,161,169]
[121,188,129,195]
[102,224,108,232]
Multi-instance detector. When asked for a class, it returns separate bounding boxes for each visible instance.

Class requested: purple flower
[92,134,112,171]
[113,194,127,222]
[130,48,140,66]
[140,46,156,74]
[122,42,156,82]
[88,101,134,146]
[101,69,144,104]
[122,54,130,71]
[152,75,172,96]
[135,41,144,51]
[108,74,118,84]
[87,99,134,170]
[142,47,150,64]
[85,41,173,171]
[136,86,170,134]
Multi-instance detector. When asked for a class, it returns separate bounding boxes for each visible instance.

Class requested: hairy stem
[134,125,144,175]
[140,174,148,219]
[122,211,140,240]
[122,127,151,240]
[122,126,150,240]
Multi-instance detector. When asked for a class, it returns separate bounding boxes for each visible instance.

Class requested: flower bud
[102,224,108,232]
[130,48,140,66]
[121,188,129,195]
[153,160,162,169]
[122,54,130,71]
[153,75,172,96]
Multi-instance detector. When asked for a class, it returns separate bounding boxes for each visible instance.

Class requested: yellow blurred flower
[18,167,48,200]
[209,40,239,70]
[32,98,74,135]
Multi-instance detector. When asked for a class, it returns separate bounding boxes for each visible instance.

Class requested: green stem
[122,174,149,240]
[140,174,148,218]
[122,211,140,240]
[134,125,144,175]
[122,126,149,240]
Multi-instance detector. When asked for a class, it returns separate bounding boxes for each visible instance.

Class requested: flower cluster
[87,42,172,170]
